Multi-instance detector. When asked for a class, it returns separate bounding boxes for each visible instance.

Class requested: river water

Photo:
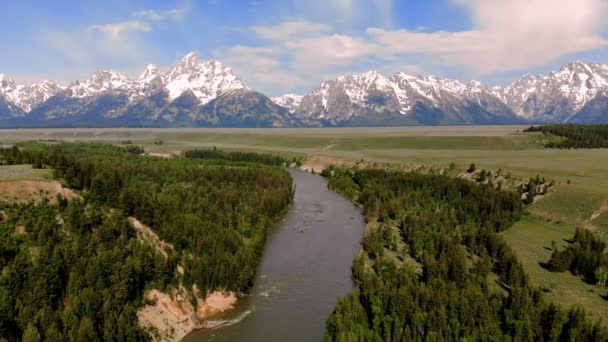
[184,169,365,342]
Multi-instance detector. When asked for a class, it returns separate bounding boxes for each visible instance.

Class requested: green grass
[1,125,607,318]
[502,216,608,323]
[0,164,52,181]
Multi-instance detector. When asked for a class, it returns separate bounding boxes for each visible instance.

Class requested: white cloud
[40,6,188,80]
[87,7,186,41]
[285,34,376,72]
[132,8,185,21]
[215,45,307,93]
[369,0,608,75]
[252,20,331,40]
[289,0,394,27]
[88,21,152,40]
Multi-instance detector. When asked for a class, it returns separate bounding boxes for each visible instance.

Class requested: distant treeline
[323,167,607,341]
[0,143,293,341]
[525,124,608,148]
[545,228,608,287]
[184,148,286,166]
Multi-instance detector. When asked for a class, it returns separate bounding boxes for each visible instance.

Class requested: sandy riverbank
[138,287,238,342]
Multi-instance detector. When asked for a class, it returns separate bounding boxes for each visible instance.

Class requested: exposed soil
[147,152,178,159]
[137,287,237,342]
[129,217,175,259]
[0,180,78,203]
[590,201,608,222]
[14,225,26,235]
[130,217,238,341]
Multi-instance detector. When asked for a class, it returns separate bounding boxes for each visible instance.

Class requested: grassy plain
[0,164,52,181]
[1,125,607,320]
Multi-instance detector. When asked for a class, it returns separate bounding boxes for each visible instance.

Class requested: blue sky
[2,0,608,96]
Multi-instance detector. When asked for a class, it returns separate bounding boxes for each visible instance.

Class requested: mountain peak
[138,64,161,82]
[88,69,128,83]
[176,52,203,69]
[181,51,199,62]
[0,74,16,88]
[165,54,247,103]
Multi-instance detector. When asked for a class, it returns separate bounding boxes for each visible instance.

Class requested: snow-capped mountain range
[0,52,296,127]
[0,75,64,114]
[1,54,607,127]
[287,61,608,125]
[294,70,518,125]
[491,61,608,123]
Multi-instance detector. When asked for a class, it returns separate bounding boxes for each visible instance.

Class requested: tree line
[524,124,608,148]
[183,147,302,167]
[323,167,607,341]
[0,143,293,341]
[545,228,608,288]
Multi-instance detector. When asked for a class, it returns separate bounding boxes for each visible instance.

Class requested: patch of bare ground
[147,152,178,159]
[300,154,441,174]
[585,200,608,232]
[590,200,608,222]
[137,287,237,342]
[129,217,239,340]
[14,225,26,235]
[128,217,175,259]
[0,180,78,203]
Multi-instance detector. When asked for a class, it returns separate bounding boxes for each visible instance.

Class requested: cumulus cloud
[369,0,608,75]
[285,34,376,72]
[236,0,608,94]
[215,45,307,93]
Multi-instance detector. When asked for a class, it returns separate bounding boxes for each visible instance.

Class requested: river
[184,169,365,342]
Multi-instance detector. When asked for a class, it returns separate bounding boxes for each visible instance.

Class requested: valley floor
[1,125,608,323]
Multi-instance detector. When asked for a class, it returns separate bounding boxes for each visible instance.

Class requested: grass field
[1,125,607,320]
[0,164,52,181]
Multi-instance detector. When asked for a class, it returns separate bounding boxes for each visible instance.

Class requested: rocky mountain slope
[492,61,608,123]
[272,94,303,113]
[294,71,521,126]
[1,57,608,127]
[0,52,292,127]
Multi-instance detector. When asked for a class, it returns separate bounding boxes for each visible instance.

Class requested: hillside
[0,144,293,341]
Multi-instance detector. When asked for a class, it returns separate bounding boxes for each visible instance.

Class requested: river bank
[183,169,365,341]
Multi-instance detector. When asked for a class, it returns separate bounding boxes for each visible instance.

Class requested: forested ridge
[323,167,608,341]
[0,144,293,341]
[524,124,608,148]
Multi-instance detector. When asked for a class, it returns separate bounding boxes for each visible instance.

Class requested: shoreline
[137,288,239,342]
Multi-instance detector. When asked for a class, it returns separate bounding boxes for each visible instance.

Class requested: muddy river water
[184,169,365,342]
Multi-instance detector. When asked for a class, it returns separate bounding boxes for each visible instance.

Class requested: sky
[2,0,608,96]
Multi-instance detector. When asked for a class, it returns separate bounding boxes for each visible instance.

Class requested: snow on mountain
[0,74,64,113]
[297,69,508,125]
[34,52,249,107]
[67,70,131,98]
[493,61,608,122]
[272,94,303,113]
[298,70,404,122]
[164,52,248,104]
[138,64,162,83]
[2,56,608,126]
